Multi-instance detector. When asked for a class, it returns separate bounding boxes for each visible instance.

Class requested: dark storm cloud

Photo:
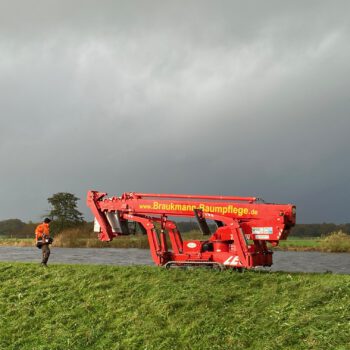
[0,0,349,222]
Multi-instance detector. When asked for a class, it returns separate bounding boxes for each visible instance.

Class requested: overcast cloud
[0,0,349,223]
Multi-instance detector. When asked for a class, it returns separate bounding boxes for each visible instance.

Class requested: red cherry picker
[87,191,296,269]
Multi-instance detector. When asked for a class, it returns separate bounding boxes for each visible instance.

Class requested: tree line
[289,223,350,237]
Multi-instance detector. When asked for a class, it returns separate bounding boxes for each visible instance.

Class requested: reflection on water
[0,247,349,274]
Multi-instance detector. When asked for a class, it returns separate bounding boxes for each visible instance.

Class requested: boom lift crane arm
[87,191,296,269]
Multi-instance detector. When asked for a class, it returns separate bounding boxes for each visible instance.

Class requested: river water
[0,247,349,274]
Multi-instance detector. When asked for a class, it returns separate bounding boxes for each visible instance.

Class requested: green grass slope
[0,264,349,350]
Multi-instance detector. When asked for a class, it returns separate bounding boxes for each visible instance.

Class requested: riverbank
[0,263,349,349]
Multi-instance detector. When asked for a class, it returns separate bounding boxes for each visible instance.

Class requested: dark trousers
[42,244,51,264]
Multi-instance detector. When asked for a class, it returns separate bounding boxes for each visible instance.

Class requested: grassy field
[0,263,349,350]
[1,230,350,253]
[277,237,322,250]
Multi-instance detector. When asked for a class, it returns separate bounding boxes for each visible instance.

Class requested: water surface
[0,247,349,274]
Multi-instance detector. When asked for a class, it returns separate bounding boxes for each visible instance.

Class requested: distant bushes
[0,219,25,235]
[291,223,350,237]
[0,219,36,238]
[320,231,350,253]
[53,226,93,248]
[53,225,149,249]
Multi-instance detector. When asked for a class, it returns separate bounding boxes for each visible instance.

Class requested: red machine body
[87,191,296,269]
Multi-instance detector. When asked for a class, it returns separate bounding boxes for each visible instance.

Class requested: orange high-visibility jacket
[35,223,50,241]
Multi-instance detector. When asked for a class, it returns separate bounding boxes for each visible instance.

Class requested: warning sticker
[252,227,273,235]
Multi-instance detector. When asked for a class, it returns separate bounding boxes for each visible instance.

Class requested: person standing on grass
[35,218,53,266]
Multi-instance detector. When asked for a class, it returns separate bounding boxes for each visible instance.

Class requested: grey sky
[0,0,349,223]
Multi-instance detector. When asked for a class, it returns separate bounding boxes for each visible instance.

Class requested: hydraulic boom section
[87,191,296,269]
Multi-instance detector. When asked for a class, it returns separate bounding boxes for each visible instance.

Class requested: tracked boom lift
[87,191,296,269]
